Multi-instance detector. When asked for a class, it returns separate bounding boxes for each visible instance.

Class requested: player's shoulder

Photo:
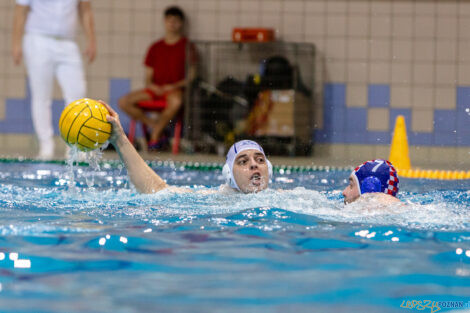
[361,192,401,204]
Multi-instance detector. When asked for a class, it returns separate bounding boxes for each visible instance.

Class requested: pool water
[0,160,469,313]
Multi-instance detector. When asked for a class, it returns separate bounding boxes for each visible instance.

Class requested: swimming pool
[0,159,469,313]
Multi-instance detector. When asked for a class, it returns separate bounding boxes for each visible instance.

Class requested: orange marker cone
[389,115,411,170]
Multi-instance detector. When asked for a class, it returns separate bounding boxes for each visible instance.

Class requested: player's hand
[99,100,124,144]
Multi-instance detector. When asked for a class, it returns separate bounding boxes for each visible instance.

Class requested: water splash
[0,161,469,234]
[64,145,108,190]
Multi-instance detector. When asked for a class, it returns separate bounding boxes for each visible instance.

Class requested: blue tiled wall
[368,84,390,108]
[315,83,470,146]
[108,79,132,133]
[0,79,135,136]
[0,83,63,134]
[1,79,470,147]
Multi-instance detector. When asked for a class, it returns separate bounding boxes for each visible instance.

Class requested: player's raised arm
[99,101,168,194]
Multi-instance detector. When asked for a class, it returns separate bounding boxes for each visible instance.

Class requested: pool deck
[76,145,470,170]
[0,148,352,168]
[102,148,470,171]
[1,149,467,171]
[1,148,353,168]
[0,135,468,170]
[101,150,355,169]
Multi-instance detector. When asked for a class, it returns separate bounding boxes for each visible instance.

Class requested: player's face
[342,175,360,204]
[232,149,269,193]
[164,15,184,34]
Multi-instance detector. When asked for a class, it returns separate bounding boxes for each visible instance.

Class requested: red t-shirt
[144,37,190,85]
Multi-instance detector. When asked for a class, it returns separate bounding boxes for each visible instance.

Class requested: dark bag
[260,56,293,89]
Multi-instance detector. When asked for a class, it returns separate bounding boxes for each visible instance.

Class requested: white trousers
[23,33,86,155]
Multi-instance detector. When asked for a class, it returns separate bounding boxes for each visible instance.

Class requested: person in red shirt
[118,6,194,149]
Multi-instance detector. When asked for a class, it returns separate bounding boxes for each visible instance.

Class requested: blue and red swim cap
[351,159,399,197]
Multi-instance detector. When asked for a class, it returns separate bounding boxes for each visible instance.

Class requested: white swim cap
[222,140,272,190]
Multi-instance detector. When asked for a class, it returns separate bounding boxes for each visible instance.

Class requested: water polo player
[222,140,272,193]
[342,159,400,204]
[101,101,271,194]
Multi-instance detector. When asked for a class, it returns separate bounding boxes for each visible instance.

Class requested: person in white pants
[11,0,96,159]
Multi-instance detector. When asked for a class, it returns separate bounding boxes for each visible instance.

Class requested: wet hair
[164,6,185,22]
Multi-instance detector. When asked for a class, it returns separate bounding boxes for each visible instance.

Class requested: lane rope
[0,158,468,179]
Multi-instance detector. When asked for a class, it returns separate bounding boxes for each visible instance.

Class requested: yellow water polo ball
[59,98,112,151]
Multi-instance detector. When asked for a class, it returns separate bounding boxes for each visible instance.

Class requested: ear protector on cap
[360,176,382,194]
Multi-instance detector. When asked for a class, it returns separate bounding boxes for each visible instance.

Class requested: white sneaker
[37,149,54,160]
[37,139,54,160]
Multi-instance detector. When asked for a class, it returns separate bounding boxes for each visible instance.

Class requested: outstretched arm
[100,101,168,193]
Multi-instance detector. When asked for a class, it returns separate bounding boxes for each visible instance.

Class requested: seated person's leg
[149,89,183,143]
[118,89,154,127]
